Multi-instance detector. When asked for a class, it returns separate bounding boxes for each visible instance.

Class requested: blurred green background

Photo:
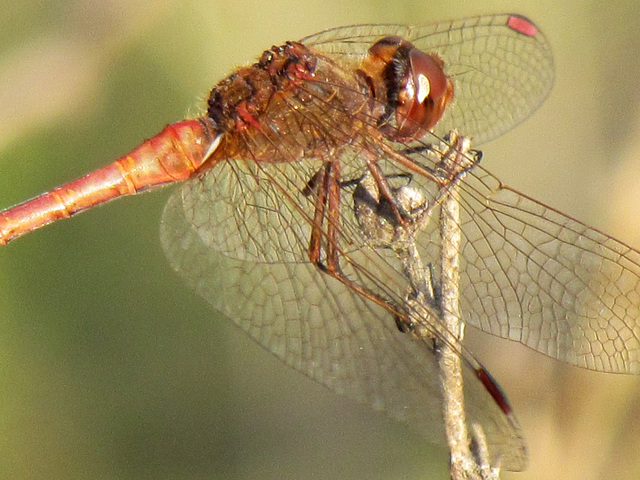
[2,0,640,479]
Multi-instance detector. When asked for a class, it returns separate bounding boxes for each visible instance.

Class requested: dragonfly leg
[307,161,341,274]
[305,162,415,323]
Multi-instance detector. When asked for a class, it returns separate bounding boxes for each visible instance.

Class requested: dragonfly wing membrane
[449,166,640,373]
[304,14,554,145]
[161,168,527,470]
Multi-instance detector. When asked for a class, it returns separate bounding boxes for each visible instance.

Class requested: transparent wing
[160,13,639,473]
[451,164,640,373]
[301,15,640,373]
[161,157,526,471]
[303,14,554,145]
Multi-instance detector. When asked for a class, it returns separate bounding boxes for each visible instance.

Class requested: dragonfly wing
[303,14,554,145]
[442,163,640,373]
[160,160,527,470]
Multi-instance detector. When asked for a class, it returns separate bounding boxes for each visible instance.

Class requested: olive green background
[1,1,640,479]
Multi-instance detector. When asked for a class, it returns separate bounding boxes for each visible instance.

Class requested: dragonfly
[1,14,639,471]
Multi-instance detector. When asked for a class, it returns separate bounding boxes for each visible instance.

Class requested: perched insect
[2,14,638,472]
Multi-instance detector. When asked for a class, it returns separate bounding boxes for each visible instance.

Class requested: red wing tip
[475,366,513,415]
[507,15,539,37]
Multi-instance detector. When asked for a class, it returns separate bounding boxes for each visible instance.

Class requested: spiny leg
[305,159,440,342]
[305,161,411,321]
[307,161,341,274]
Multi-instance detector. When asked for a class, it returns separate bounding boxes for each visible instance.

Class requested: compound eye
[362,37,454,141]
[410,49,448,104]
[395,48,452,140]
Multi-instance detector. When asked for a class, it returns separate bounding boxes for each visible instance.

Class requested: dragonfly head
[359,36,454,142]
